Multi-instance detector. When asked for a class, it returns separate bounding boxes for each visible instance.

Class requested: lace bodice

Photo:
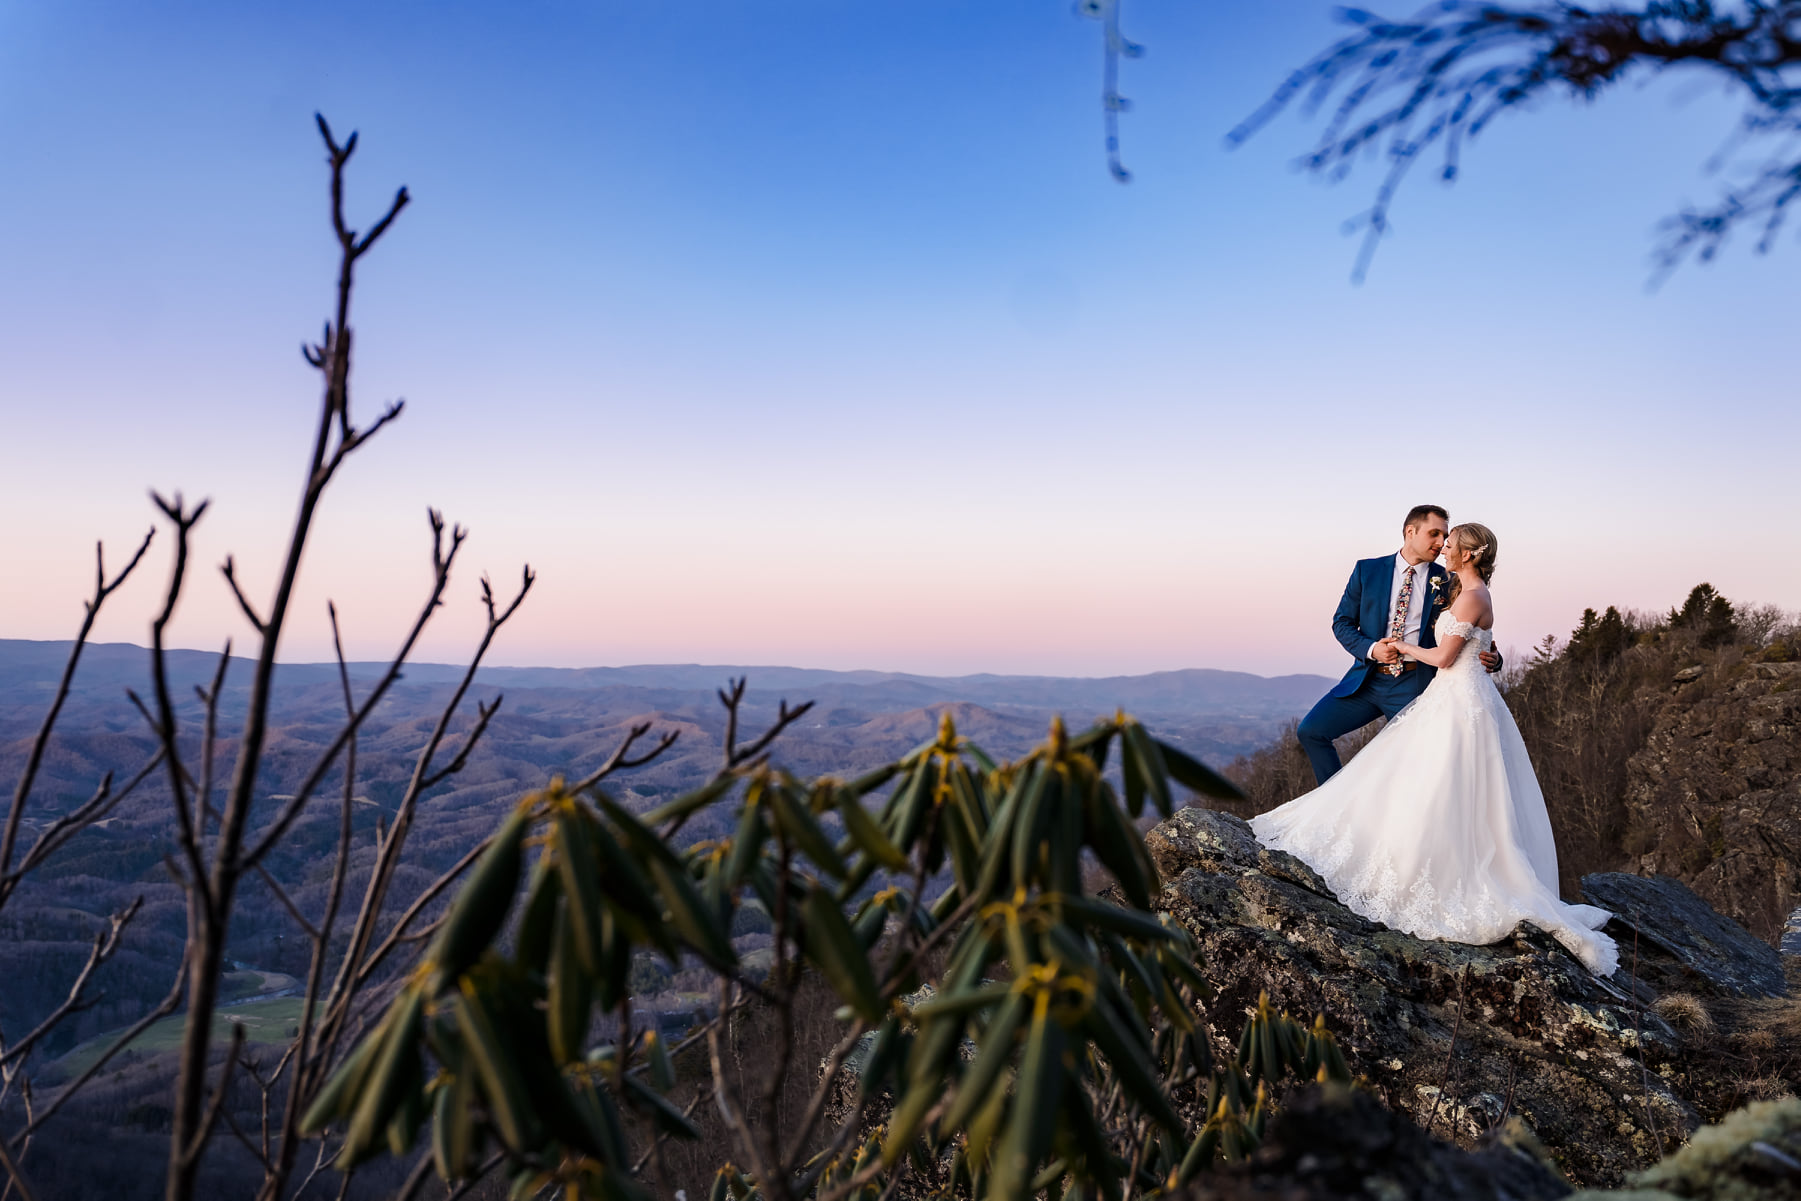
[1435,610,1492,668]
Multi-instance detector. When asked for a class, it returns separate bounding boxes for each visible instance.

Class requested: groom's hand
[1371,639,1401,665]
[1480,649,1504,674]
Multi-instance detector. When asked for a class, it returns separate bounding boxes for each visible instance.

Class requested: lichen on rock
[1148,807,1794,1189]
[1566,1096,1801,1201]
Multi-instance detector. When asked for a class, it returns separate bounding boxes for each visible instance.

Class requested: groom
[1298,504,1502,785]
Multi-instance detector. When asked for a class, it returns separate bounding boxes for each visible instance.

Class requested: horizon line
[0,637,1335,685]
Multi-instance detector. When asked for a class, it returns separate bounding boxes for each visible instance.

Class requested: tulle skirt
[1250,663,1619,976]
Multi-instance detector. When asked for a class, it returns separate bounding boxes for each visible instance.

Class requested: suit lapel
[1421,563,1447,646]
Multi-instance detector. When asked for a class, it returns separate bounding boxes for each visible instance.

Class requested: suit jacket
[1329,555,1452,698]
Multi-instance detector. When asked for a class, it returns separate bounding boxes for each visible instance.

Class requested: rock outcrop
[1146,808,1794,1189]
[1177,1082,1573,1201]
[1626,659,1801,944]
[1581,873,1788,999]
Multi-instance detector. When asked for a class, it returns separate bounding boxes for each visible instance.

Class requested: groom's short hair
[1403,504,1448,530]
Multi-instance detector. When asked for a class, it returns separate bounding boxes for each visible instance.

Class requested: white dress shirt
[1368,552,1431,660]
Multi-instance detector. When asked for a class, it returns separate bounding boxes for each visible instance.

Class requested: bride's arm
[1392,634,1463,668]
[1394,594,1490,668]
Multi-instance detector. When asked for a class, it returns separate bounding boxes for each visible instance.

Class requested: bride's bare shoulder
[1452,585,1494,629]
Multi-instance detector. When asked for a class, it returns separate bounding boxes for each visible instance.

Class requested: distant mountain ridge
[0,637,1329,1083]
[0,639,1331,719]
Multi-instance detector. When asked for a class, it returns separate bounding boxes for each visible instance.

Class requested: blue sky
[3,1,1797,676]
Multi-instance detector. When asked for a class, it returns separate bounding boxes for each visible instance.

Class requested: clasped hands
[1375,636,1503,674]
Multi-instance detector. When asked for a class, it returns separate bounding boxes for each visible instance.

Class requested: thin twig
[253,863,322,942]
[221,557,266,633]
[1630,922,1666,1158]
[418,694,505,791]
[351,834,491,989]
[0,527,154,889]
[444,1152,505,1201]
[219,1104,276,1174]
[195,641,233,843]
[6,752,162,890]
[184,1023,248,1165]
[390,1151,434,1201]
[0,1137,41,1201]
[574,721,681,792]
[1423,963,1469,1138]
[309,559,533,1089]
[708,981,775,1189]
[238,510,479,872]
[11,953,186,1145]
[147,492,212,914]
[719,679,815,770]
[0,898,143,1068]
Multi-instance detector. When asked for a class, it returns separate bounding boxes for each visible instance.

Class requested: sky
[2,1,1797,679]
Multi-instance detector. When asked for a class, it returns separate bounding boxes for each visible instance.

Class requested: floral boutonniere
[1427,573,1449,607]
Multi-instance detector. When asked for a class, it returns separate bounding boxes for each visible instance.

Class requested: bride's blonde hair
[1444,522,1497,606]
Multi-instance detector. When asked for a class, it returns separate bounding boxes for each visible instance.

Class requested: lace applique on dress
[1434,612,1493,652]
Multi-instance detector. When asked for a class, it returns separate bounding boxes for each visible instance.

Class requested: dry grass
[1653,993,1716,1035]
[1735,1027,1778,1054]
[1758,993,1801,1046]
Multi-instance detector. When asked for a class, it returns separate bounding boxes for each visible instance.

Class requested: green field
[43,997,309,1084]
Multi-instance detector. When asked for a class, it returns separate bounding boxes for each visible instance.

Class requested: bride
[1250,523,1620,976]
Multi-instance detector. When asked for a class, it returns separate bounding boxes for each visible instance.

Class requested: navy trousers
[1297,667,1432,786]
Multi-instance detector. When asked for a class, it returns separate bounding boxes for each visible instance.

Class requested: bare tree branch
[257,602,363,1201]
[166,115,412,1201]
[0,1137,41,1201]
[219,1104,275,1176]
[195,642,232,843]
[444,1152,506,1201]
[6,752,162,893]
[719,678,815,770]
[253,863,321,942]
[0,898,143,1069]
[349,833,491,990]
[317,561,534,954]
[221,558,266,633]
[147,494,213,914]
[390,1152,435,1201]
[238,510,476,872]
[1,527,154,887]
[1230,1,1801,280]
[10,953,187,1147]
[707,981,775,1189]
[574,721,681,792]
[183,1023,248,1167]
[418,694,504,791]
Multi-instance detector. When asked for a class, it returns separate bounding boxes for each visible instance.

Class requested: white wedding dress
[1251,611,1620,976]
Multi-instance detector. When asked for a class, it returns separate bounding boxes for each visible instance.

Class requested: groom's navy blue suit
[1297,555,1452,786]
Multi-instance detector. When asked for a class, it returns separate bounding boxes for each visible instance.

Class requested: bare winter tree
[0,117,683,1201]
[0,534,163,1198]
[139,117,679,1201]
[1230,1,1801,281]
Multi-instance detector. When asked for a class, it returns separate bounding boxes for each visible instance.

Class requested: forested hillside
[0,644,1325,1060]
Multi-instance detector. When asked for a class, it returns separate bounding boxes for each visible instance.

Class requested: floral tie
[1385,564,1414,676]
